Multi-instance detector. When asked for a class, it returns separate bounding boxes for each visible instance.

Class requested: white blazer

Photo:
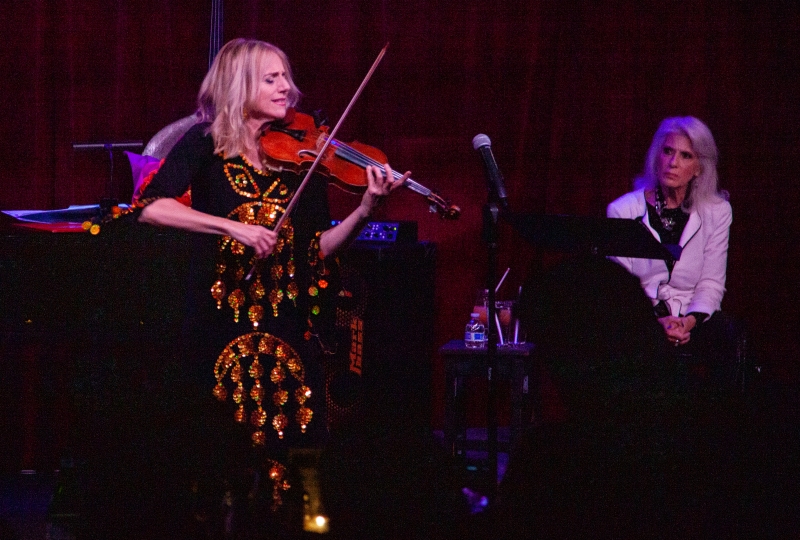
[606,189,732,320]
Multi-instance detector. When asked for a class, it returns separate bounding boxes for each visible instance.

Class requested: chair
[126,114,198,203]
[679,312,759,397]
[142,114,199,159]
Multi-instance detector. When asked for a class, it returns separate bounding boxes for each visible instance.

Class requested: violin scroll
[426,190,461,220]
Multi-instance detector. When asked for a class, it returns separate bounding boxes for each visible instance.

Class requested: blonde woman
[123,38,408,534]
[141,39,406,262]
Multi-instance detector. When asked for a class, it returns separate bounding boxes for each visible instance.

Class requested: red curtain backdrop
[2,0,799,428]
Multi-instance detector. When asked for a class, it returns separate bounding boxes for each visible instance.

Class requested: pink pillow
[125,151,163,202]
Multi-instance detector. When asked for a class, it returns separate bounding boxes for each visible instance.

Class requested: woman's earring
[243,109,249,120]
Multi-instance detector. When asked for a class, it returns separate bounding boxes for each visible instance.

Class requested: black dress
[81,123,337,539]
[141,121,335,441]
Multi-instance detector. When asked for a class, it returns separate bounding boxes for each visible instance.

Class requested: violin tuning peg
[312,110,328,128]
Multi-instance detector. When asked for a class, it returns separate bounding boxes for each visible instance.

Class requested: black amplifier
[331,220,418,243]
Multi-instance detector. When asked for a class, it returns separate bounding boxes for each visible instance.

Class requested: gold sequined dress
[140,122,336,449]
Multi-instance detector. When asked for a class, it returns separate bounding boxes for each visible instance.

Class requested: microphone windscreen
[472,134,491,150]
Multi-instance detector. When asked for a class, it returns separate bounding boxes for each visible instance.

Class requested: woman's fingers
[254,228,278,258]
[360,164,409,216]
[382,163,411,192]
[657,315,693,346]
[366,165,388,194]
[366,164,411,194]
[235,223,278,258]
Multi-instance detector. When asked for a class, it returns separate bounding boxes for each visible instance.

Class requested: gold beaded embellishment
[266,459,291,510]
[223,157,276,199]
[303,232,331,342]
[81,196,157,235]
[213,332,312,445]
[213,218,296,328]
[212,159,302,330]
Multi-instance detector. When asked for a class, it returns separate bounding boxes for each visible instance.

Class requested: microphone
[472,134,508,207]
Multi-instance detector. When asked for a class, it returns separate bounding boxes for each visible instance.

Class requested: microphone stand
[480,156,508,493]
[482,200,501,492]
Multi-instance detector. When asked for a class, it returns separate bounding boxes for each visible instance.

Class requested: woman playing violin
[141,38,408,384]
[131,37,408,533]
[141,39,408,261]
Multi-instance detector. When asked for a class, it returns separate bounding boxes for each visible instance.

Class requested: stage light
[304,513,330,533]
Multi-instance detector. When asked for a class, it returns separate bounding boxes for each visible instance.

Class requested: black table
[440,339,536,463]
[0,219,437,473]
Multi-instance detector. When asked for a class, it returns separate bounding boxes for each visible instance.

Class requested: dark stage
[2,224,799,538]
[3,0,800,538]
[2,383,800,539]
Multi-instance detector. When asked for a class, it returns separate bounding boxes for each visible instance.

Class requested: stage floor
[0,428,508,540]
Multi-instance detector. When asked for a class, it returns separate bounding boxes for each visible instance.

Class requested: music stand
[503,212,679,262]
[72,141,143,204]
[476,211,677,484]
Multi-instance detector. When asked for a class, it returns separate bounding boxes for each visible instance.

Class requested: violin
[259,108,460,220]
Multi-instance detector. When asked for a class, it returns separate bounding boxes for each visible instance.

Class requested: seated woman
[608,117,730,344]
[607,116,744,391]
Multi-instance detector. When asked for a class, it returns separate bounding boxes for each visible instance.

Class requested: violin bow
[245,42,389,280]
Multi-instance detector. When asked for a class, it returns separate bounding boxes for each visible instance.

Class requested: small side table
[440,339,536,459]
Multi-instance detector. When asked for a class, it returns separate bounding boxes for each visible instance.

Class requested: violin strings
[328,139,430,196]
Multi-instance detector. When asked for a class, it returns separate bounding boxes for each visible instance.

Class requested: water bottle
[465,313,486,349]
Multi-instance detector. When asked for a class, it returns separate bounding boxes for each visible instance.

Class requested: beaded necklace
[654,186,677,231]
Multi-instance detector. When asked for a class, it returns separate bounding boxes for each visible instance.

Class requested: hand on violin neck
[320,163,409,257]
[359,163,409,216]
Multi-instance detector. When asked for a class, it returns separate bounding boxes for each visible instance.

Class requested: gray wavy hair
[634,116,728,210]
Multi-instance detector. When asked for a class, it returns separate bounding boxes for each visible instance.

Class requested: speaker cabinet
[324,241,436,433]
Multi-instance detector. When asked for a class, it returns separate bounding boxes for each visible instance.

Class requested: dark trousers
[678,311,753,397]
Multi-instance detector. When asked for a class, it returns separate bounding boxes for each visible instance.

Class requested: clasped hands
[658,314,697,347]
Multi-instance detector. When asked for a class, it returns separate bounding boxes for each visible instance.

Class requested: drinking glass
[474,290,525,346]
[473,289,489,326]
[495,300,513,346]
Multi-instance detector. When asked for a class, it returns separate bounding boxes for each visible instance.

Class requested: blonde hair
[634,116,728,210]
[197,38,301,157]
